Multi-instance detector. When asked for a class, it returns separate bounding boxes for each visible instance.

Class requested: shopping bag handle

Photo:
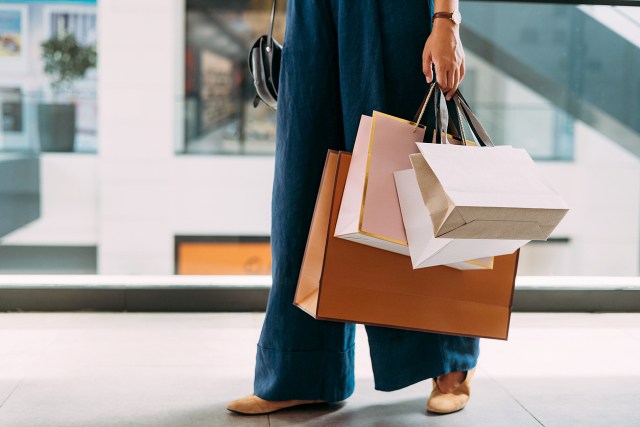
[454,89,495,147]
[412,83,465,145]
[413,83,437,128]
[434,86,451,145]
[412,83,495,147]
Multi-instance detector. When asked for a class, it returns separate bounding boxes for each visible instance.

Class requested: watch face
[452,11,462,24]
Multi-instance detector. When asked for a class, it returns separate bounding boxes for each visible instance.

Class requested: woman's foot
[426,368,475,414]
[226,394,326,415]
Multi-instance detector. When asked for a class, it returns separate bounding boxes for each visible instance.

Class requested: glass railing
[579,5,640,48]
[459,50,575,161]
[461,1,640,158]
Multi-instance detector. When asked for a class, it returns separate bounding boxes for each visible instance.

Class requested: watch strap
[432,12,454,22]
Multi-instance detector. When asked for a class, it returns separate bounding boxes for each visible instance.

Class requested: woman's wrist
[432,17,459,33]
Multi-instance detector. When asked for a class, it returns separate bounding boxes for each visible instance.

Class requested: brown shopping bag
[294,150,520,340]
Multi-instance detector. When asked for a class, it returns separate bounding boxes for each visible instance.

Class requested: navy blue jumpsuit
[254,0,479,402]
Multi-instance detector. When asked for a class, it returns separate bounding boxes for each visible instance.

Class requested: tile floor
[0,312,639,426]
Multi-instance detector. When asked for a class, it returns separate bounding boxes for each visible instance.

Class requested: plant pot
[37,103,76,152]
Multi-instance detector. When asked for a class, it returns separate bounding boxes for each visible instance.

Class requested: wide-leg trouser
[254,0,479,403]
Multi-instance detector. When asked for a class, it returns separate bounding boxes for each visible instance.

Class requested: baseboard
[1,287,639,312]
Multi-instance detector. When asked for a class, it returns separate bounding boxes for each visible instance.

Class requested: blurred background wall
[0,0,638,280]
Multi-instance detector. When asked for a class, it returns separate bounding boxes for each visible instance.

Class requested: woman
[229,0,476,415]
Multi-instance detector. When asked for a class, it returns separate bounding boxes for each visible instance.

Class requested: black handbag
[248,0,281,110]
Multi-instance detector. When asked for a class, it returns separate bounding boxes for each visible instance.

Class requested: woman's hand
[422,19,465,100]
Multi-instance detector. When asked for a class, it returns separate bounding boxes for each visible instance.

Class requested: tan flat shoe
[226,394,325,415]
[426,368,475,414]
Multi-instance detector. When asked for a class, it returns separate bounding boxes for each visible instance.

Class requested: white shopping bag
[394,157,529,269]
[414,142,569,240]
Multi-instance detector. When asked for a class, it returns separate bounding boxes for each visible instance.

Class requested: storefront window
[183,0,285,155]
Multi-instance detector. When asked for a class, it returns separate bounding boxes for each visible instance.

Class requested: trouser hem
[372,360,478,392]
[253,344,355,403]
[366,330,479,392]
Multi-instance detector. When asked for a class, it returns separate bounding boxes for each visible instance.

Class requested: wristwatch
[432,11,462,25]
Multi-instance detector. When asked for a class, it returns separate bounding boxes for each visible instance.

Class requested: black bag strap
[454,89,494,147]
[413,82,461,145]
[413,83,494,147]
[435,88,449,145]
[266,0,277,53]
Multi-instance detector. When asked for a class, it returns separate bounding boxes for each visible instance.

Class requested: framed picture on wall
[0,4,28,68]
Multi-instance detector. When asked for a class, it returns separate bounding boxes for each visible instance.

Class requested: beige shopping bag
[414,142,569,240]
[394,155,529,269]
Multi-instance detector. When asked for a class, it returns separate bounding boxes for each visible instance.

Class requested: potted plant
[38,32,96,152]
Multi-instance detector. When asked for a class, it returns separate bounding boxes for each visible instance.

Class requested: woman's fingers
[446,67,460,100]
[424,21,466,97]
[436,62,465,97]
[447,68,457,99]
[435,61,465,100]
[423,52,434,83]
[436,63,449,93]
[437,63,455,99]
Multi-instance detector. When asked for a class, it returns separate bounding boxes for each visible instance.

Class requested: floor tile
[0,312,638,426]
[622,327,640,342]
[0,365,265,427]
[39,328,257,367]
[480,327,640,395]
[0,329,59,406]
[269,376,541,427]
[514,394,640,427]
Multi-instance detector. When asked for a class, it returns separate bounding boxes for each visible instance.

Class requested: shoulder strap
[267,0,277,52]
